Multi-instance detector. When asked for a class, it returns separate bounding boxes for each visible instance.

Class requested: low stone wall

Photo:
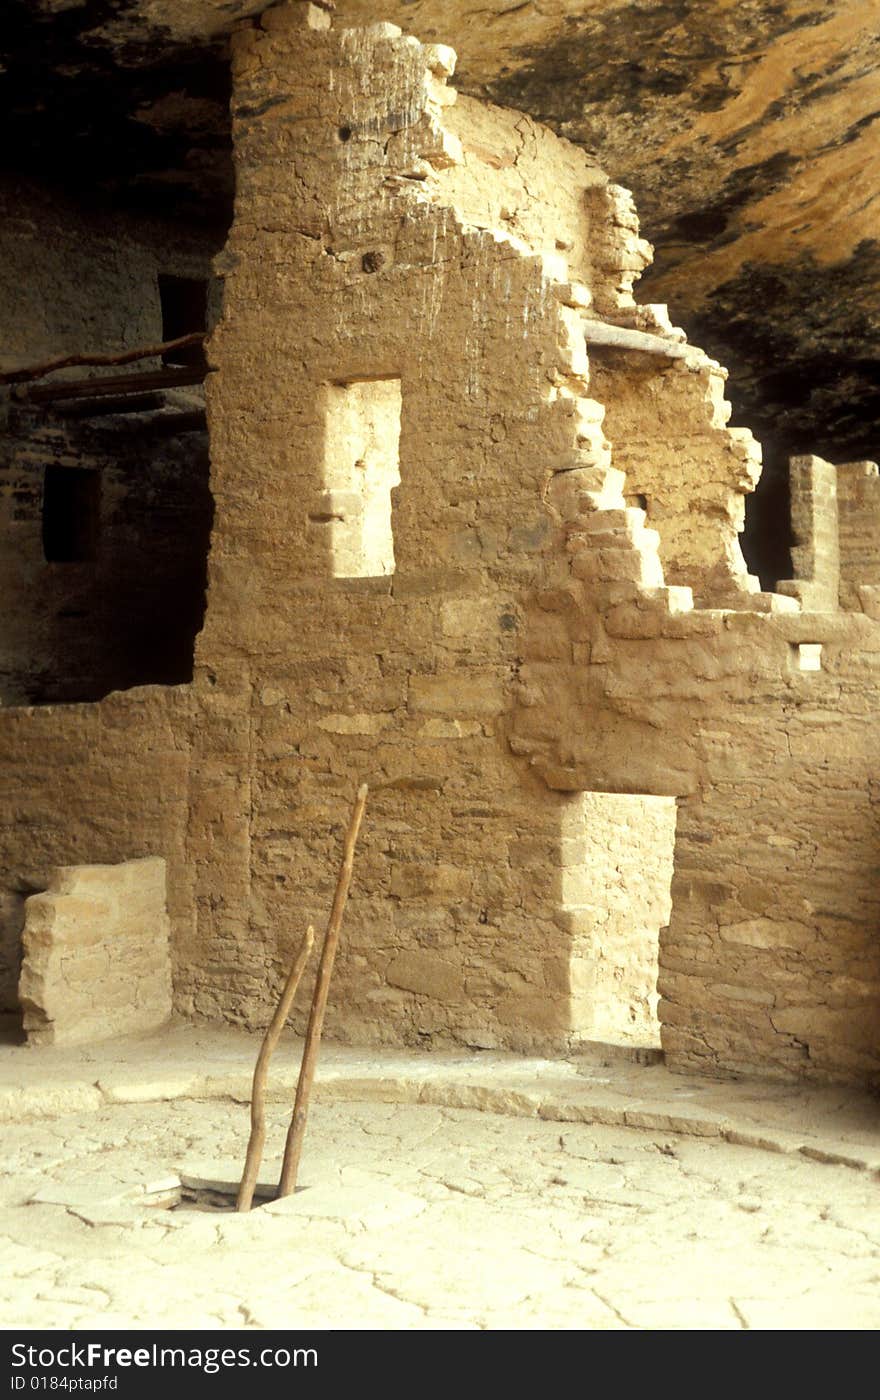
[0,686,193,1030]
[19,857,172,1045]
[837,460,880,610]
[777,454,840,612]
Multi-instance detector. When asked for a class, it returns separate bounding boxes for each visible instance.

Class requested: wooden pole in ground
[236,924,316,1213]
[277,783,369,1199]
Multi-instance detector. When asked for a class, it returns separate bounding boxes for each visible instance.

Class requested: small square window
[793,642,822,673]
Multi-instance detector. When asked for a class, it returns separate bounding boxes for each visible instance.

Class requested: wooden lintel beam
[57,393,167,419]
[17,367,206,405]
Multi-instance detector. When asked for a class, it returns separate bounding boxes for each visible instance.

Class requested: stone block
[385,950,465,1002]
[18,859,173,1046]
[408,672,505,716]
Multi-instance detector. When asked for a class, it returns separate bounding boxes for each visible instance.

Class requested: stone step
[571,545,665,587]
[547,468,627,517]
[716,590,801,615]
[576,507,646,533]
[642,584,694,613]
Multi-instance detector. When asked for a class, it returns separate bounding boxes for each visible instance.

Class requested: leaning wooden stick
[236,924,316,1213]
[277,783,369,1199]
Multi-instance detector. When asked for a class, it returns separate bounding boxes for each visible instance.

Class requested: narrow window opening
[42,466,99,563]
[158,274,209,367]
[319,377,401,577]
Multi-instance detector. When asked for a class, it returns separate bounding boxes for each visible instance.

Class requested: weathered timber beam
[61,404,208,437]
[581,319,705,363]
[0,333,207,387]
[57,393,167,419]
[16,367,206,405]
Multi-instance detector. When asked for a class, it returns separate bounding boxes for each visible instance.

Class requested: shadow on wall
[0,400,214,705]
[742,454,793,592]
[0,884,36,1040]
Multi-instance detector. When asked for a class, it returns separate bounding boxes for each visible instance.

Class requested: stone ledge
[1,1025,877,1174]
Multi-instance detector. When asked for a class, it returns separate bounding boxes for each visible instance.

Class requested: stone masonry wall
[837,460,880,614]
[190,2,678,1051]
[19,857,173,1046]
[776,453,840,612]
[587,353,765,606]
[436,93,604,275]
[512,562,880,1081]
[0,3,876,1083]
[189,4,878,1077]
[0,688,193,1021]
[0,177,215,380]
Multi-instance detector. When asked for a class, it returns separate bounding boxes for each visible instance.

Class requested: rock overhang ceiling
[3,0,878,583]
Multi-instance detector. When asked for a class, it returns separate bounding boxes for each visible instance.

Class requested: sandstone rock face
[18,857,173,1045]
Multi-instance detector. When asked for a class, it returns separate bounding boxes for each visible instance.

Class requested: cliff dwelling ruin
[0,0,878,1335]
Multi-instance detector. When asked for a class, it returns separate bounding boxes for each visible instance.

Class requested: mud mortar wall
[777,454,840,613]
[0,404,213,704]
[513,589,880,1083]
[0,3,876,1084]
[200,5,880,1077]
[193,3,676,1051]
[0,177,215,377]
[587,356,762,604]
[837,461,880,612]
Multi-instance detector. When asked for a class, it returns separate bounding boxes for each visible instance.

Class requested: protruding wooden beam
[0,333,207,387]
[16,367,206,405]
[581,319,707,364]
[57,393,167,419]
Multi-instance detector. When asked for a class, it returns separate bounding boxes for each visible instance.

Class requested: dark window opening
[42,466,99,563]
[158,274,209,367]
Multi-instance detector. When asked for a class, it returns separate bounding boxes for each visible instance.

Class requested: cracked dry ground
[2,1099,879,1330]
